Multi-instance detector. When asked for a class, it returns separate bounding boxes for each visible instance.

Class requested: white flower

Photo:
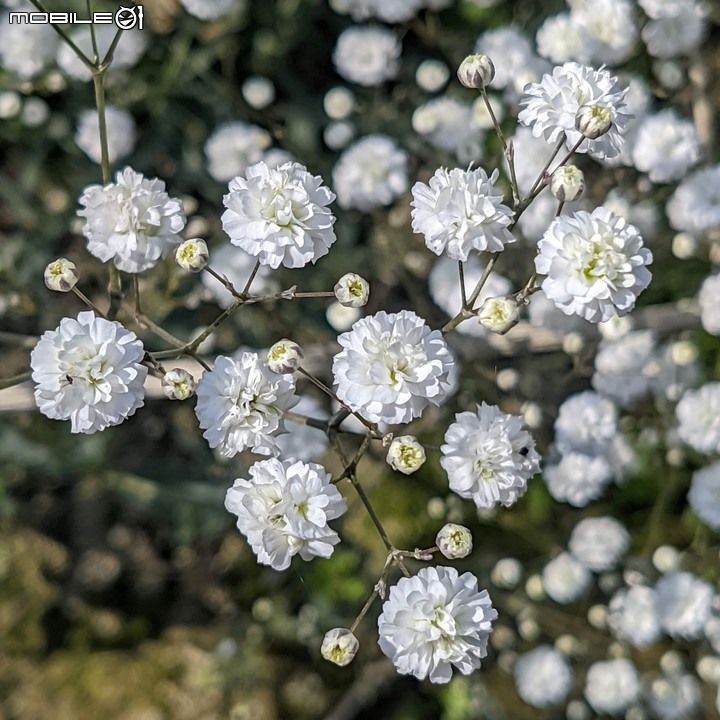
[510,126,558,195]
[204,121,272,183]
[474,27,537,90]
[647,672,701,720]
[608,585,662,648]
[267,339,304,374]
[333,310,455,425]
[176,238,209,273]
[44,258,78,293]
[457,53,495,89]
[324,120,355,150]
[632,110,700,183]
[518,62,631,160]
[535,207,653,323]
[649,340,700,402]
[329,0,422,23]
[640,0,707,58]
[554,390,618,456]
[57,26,146,81]
[584,659,640,716]
[332,135,409,212]
[0,11,58,79]
[241,76,275,109]
[528,291,590,334]
[514,646,574,708]
[276,395,329,463]
[224,458,346,570]
[416,59,450,93]
[655,571,714,640]
[377,566,497,683]
[334,273,370,308]
[699,274,720,335]
[688,461,720,531]
[601,186,659,236]
[550,165,586,202]
[441,403,541,510]
[387,436,426,475]
[161,368,196,401]
[179,0,241,19]
[478,296,520,335]
[75,106,137,166]
[536,14,594,64]
[570,0,639,66]
[569,516,630,571]
[667,165,720,236]
[333,26,401,87]
[195,352,298,458]
[30,311,147,434]
[542,552,592,603]
[517,190,586,243]
[222,161,336,269]
[544,452,614,507]
[436,523,473,559]
[321,628,359,666]
[675,383,720,455]
[410,167,515,261]
[77,167,187,274]
[326,301,362,332]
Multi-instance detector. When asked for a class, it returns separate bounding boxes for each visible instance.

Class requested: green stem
[27,0,95,70]
[0,371,32,390]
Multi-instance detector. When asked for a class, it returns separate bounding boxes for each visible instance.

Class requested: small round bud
[267,339,304,374]
[334,273,370,308]
[161,368,197,400]
[575,104,612,139]
[457,53,495,89]
[436,523,473,559]
[176,238,208,273]
[44,258,78,292]
[550,165,585,202]
[321,628,359,667]
[386,435,426,475]
[478,296,520,335]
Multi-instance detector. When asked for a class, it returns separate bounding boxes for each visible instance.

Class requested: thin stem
[204,266,243,299]
[441,253,499,333]
[458,261,467,309]
[349,585,382,634]
[552,137,585,175]
[526,134,566,198]
[0,371,32,390]
[241,260,261,298]
[100,27,125,68]
[480,86,519,206]
[349,472,394,553]
[87,0,99,63]
[137,312,212,372]
[27,0,95,70]
[292,291,336,298]
[72,287,108,319]
[133,275,141,315]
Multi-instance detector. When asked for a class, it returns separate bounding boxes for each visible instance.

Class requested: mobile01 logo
[9,5,144,30]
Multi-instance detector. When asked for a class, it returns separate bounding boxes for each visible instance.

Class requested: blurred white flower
[555,391,618,457]
[75,106,136,165]
[241,76,275,109]
[647,671,701,720]
[474,27,538,90]
[608,585,662,648]
[411,167,515,261]
[204,121,272,183]
[30,311,147,434]
[584,659,640,716]
[332,135,409,212]
[517,191,585,243]
[323,120,355,150]
[225,458,346,570]
[0,12,58,79]
[569,516,630,571]
[329,0,422,23]
[518,62,631,160]
[333,310,455,425]
[377,566,497,683]
[416,59,450,93]
[323,86,356,119]
[77,167,186,273]
[441,403,541,510]
[601,187,659,237]
[509,126,556,195]
[675,383,720,455]
[570,0,639,66]
[666,165,720,236]
[542,552,592,603]
[535,207,653,323]
[333,25,401,87]
[536,14,594,64]
[527,291,590,334]
[195,352,298,458]
[222,161,336,269]
[276,395,329,463]
[179,0,240,19]
[640,0,707,57]
[655,571,714,640]
[514,646,574,708]
[326,301,361,332]
[648,340,700,402]
[699,274,720,335]
[544,452,613,507]
[688,461,720,531]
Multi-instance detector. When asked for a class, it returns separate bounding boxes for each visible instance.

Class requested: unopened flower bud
[334,273,370,308]
[550,165,585,202]
[267,339,304,374]
[436,523,473,559]
[321,628,359,666]
[457,53,495,89]
[386,435,426,475]
[44,258,78,292]
[161,368,197,400]
[176,238,208,272]
[478,296,520,335]
[575,104,612,139]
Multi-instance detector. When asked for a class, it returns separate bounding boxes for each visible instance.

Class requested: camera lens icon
[115,5,143,30]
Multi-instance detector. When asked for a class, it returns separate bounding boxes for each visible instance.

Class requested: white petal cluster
[333,310,455,425]
[75,106,137,165]
[632,110,700,183]
[688,461,720,531]
[666,165,720,237]
[655,571,714,640]
[542,552,592,603]
[386,436,426,475]
[535,207,653,323]
[699,274,720,335]
[568,516,630,571]
[608,585,662,648]
[518,62,631,160]
[330,0,420,23]
[584,659,640,716]
[58,27,146,81]
[514,646,574,708]
[77,167,187,274]
[602,185,659,236]
[276,395,329,463]
[195,352,298,458]
[332,135,409,212]
[545,452,614,507]
[570,0,639,66]
[536,14,593,65]
[204,121,272,183]
[377,566,497,684]
[640,0,707,58]
[30,311,147,434]
[441,403,541,510]
[647,671,701,720]
[332,26,401,87]
[179,0,240,20]
[222,161,337,269]
[555,391,619,457]
[224,458,346,571]
[675,383,720,455]
[321,628,359,666]
[474,27,546,93]
[0,12,58,79]
[411,168,515,261]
